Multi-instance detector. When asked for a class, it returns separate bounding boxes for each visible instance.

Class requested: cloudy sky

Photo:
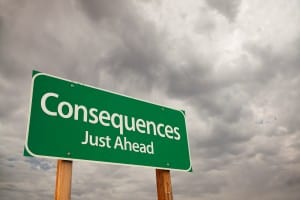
[1,0,300,199]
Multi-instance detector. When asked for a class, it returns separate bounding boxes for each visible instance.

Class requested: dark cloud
[243,39,300,133]
[205,0,242,21]
[286,176,300,187]
[100,22,166,88]
[78,0,131,21]
[78,0,167,91]
[1,0,300,200]
[173,172,226,198]
[244,43,300,83]
[196,121,252,157]
[165,61,252,124]
[25,158,55,171]
[166,63,214,98]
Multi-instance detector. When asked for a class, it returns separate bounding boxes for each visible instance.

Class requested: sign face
[25,71,192,171]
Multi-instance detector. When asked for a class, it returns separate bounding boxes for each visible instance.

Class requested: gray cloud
[205,0,242,21]
[1,0,300,200]
[78,0,131,21]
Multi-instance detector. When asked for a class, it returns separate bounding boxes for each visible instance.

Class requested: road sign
[25,71,192,171]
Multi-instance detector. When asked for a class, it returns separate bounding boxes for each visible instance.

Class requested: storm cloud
[1,0,300,200]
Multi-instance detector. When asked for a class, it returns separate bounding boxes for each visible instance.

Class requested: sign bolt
[67,152,71,156]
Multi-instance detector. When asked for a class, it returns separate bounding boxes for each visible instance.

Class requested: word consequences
[41,92,181,141]
[40,92,182,156]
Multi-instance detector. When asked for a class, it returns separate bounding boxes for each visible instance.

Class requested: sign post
[55,160,73,200]
[156,169,173,200]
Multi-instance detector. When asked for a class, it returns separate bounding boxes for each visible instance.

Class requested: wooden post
[156,169,173,200]
[55,160,73,200]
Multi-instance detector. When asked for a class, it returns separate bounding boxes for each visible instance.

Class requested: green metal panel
[25,71,192,171]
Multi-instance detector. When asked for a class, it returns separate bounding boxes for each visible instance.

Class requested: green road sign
[25,71,192,171]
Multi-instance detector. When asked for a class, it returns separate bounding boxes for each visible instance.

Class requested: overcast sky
[1,0,300,199]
